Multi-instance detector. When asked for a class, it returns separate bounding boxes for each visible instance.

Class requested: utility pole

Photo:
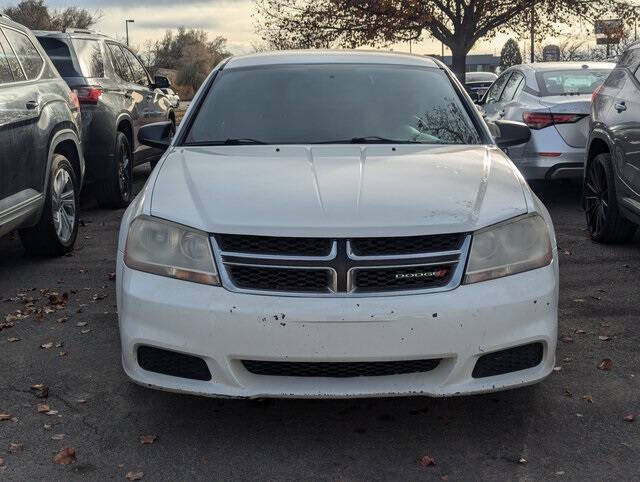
[530,0,535,63]
[125,19,135,46]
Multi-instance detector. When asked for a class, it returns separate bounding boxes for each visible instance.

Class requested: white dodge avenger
[116,51,558,398]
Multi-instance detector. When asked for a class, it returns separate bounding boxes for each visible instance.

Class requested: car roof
[519,61,616,72]
[226,50,442,70]
[33,29,112,41]
[0,13,32,33]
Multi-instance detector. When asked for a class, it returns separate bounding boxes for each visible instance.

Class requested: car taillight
[68,91,80,110]
[591,85,602,103]
[522,111,587,130]
[74,86,103,105]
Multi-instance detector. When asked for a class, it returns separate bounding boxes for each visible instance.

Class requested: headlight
[464,214,552,284]
[124,216,220,285]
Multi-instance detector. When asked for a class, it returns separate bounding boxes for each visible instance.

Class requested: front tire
[584,153,637,243]
[20,154,79,256]
[96,132,133,209]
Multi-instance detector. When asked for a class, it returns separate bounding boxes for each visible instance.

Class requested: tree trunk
[450,48,467,82]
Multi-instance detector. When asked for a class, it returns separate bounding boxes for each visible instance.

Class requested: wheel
[19,154,79,256]
[96,132,133,209]
[583,153,637,243]
[150,119,175,171]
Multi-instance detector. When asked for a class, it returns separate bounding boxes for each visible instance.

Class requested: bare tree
[254,0,635,79]
[3,0,100,31]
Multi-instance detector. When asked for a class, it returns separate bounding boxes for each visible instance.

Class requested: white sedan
[116,51,558,398]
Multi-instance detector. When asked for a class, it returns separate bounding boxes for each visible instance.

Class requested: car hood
[150,145,528,237]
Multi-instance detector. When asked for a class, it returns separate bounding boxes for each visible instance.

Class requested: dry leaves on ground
[31,384,49,398]
[7,442,23,454]
[623,414,636,422]
[53,447,76,464]
[417,454,436,467]
[126,471,145,480]
[7,337,21,343]
[598,358,613,371]
[582,394,593,403]
[138,435,157,445]
[0,413,12,421]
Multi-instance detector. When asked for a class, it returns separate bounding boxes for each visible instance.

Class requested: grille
[350,234,465,256]
[216,234,332,256]
[472,343,544,378]
[215,234,469,296]
[227,265,333,293]
[353,266,453,292]
[242,359,441,378]
[138,346,212,381]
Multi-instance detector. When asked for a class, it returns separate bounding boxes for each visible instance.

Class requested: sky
[0,0,619,57]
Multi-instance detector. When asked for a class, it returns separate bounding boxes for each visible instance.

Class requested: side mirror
[138,121,173,151]
[153,75,170,89]
[492,120,531,148]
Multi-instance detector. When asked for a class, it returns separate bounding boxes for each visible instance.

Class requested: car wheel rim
[584,161,608,235]
[118,142,131,201]
[52,168,75,243]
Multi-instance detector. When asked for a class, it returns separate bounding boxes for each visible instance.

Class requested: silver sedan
[479,62,614,180]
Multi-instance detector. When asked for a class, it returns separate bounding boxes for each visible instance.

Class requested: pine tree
[500,39,524,70]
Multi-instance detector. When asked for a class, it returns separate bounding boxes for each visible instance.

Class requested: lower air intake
[242,358,440,378]
[472,343,544,378]
[138,346,212,381]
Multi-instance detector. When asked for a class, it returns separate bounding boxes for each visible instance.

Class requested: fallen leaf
[92,293,107,301]
[40,342,54,349]
[37,403,50,413]
[80,329,91,334]
[126,471,145,480]
[556,471,565,475]
[58,351,68,357]
[76,322,88,327]
[563,388,572,398]
[573,299,585,303]
[30,384,49,399]
[7,442,23,453]
[576,413,584,418]
[138,435,157,445]
[582,394,593,403]
[559,335,574,343]
[574,329,586,335]
[518,457,527,464]
[417,454,435,467]
[56,317,68,324]
[51,434,65,441]
[598,359,613,371]
[53,447,76,464]
[108,272,116,281]
[623,414,636,422]
[553,366,562,372]
[43,424,52,430]
[0,457,4,466]
[598,336,611,341]
[48,292,68,307]
[7,337,20,343]
[0,413,11,421]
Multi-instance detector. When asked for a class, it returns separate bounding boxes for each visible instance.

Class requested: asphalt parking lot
[1,173,639,480]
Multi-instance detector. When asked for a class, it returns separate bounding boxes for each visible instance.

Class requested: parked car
[479,62,614,180]
[35,29,175,208]
[0,14,84,255]
[116,51,558,399]
[583,44,640,243]
[465,71,497,102]
[161,87,180,108]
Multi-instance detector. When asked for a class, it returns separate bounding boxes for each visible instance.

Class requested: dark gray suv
[584,44,640,243]
[36,29,175,208]
[0,14,84,255]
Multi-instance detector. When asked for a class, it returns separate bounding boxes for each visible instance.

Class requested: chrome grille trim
[211,235,471,298]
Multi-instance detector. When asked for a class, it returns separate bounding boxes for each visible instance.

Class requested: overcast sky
[0,0,606,56]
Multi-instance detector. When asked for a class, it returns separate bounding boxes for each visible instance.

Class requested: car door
[121,46,166,162]
[619,65,640,193]
[0,26,44,221]
[497,70,527,159]
[481,71,512,121]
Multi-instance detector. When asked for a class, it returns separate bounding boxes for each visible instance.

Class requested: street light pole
[125,19,135,46]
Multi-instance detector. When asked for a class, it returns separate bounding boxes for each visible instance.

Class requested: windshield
[184,64,481,146]
[537,69,612,96]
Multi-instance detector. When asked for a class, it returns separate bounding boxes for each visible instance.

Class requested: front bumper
[117,256,558,399]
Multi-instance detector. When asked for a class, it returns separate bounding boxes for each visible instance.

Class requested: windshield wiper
[220,138,267,145]
[314,136,425,144]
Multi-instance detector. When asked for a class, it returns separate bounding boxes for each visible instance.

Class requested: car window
[122,48,149,86]
[484,73,511,104]
[604,68,627,89]
[71,39,104,78]
[3,28,43,80]
[185,64,482,146]
[536,69,612,96]
[37,37,77,77]
[107,43,132,82]
[0,32,17,83]
[618,48,640,72]
[500,71,525,102]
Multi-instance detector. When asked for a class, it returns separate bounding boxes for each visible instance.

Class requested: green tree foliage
[3,0,99,31]
[500,39,523,70]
